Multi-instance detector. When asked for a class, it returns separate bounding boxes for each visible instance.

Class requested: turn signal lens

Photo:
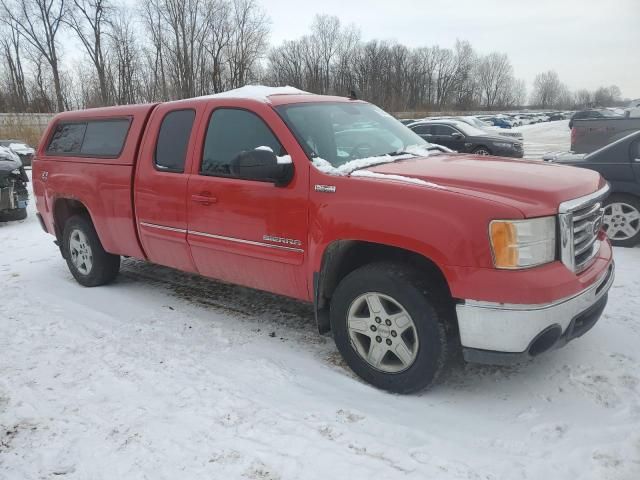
[489,217,556,269]
[490,221,519,268]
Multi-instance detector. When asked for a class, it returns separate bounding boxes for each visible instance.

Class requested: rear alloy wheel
[330,262,450,394]
[69,229,93,275]
[603,195,640,247]
[473,146,491,156]
[62,215,120,286]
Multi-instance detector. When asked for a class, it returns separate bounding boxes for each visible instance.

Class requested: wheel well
[53,198,91,244]
[314,240,452,333]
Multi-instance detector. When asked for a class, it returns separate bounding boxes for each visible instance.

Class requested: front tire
[472,146,491,156]
[62,215,120,286]
[603,194,640,247]
[330,262,450,394]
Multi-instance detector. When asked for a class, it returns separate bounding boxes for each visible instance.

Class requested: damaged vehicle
[0,140,36,167]
[0,146,29,221]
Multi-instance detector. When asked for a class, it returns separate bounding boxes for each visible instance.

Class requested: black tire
[472,146,491,156]
[330,262,451,394]
[0,207,27,222]
[603,194,640,247]
[62,214,120,287]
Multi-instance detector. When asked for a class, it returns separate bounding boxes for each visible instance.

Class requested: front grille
[499,131,522,138]
[559,186,609,272]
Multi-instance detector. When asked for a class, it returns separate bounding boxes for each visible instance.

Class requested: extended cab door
[134,105,202,272]
[185,100,310,300]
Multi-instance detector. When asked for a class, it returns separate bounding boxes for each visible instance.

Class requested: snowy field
[521,119,571,159]
[2,123,640,480]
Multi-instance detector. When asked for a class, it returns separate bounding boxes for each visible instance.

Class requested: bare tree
[530,70,562,108]
[311,14,340,94]
[1,0,66,111]
[226,0,269,88]
[110,15,140,105]
[0,19,29,111]
[203,0,232,93]
[574,89,592,108]
[476,52,512,108]
[594,85,621,107]
[64,0,113,105]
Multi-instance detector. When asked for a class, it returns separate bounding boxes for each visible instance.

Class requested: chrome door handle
[191,194,217,205]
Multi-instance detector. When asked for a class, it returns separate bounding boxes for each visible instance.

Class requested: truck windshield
[275,102,430,167]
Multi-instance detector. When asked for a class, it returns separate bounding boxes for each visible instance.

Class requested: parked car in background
[549,113,566,121]
[456,116,524,142]
[0,140,36,167]
[398,119,417,126]
[517,114,535,125]
[0,146,29,221]
[544,130,640,246]
[569,109,622,129]
[571,116,640,153]
[479,116,513,129]
[409,119,524,157]
[625,99,640,118]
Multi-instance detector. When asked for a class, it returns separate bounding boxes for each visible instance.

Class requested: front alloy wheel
[347,292,419,373]
[330,262,450,394]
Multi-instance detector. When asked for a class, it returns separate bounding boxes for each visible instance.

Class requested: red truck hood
[364,154,604,217]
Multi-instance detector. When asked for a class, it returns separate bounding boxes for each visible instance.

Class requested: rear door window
[47,119,130,157]
[155,110,196,172]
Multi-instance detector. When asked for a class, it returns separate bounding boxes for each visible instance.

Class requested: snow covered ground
[2,126,639,479]
[521,120,571,159]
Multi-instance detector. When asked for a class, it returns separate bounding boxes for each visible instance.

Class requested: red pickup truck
[33,86,614,393]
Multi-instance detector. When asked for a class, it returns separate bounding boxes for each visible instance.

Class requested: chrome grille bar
[558,184,610,272]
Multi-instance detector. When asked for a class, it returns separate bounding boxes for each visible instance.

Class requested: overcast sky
[265,0,640,99]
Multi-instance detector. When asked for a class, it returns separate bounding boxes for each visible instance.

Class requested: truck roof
[47,86,357,123]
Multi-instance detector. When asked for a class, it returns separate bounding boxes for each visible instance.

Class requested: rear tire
[62,215,120,286]
[603,194,640,247]
[330,262,450,394]
[0,207,27,222]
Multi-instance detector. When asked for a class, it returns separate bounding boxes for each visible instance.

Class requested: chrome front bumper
[456,262,615,364]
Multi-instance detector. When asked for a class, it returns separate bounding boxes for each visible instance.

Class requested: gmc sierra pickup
[33,86,614,393]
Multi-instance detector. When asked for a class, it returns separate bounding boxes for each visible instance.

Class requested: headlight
[489,217,556,269]
[11,169,21,175]
[493,142,513,149]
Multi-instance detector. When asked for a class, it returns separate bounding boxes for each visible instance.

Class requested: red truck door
[186,100,310,300]
[134,105,202,272]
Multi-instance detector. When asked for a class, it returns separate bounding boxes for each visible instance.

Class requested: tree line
[0,1,627,113]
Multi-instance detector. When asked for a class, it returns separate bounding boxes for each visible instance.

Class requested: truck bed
[572,117,640,153]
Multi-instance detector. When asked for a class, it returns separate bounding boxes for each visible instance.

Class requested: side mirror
[229,149,294,187]
[451,132,463,140]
